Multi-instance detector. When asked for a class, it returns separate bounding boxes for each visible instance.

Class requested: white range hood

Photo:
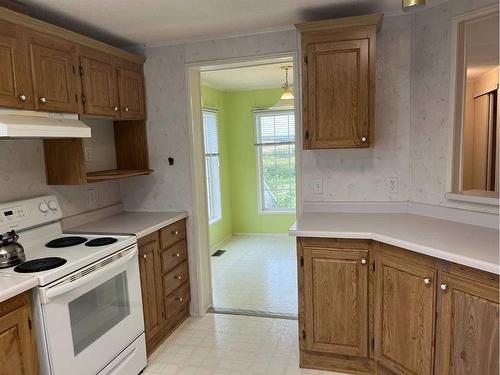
[0,109,91,138]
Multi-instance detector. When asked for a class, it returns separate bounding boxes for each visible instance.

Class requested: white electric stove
[0,195,147,375]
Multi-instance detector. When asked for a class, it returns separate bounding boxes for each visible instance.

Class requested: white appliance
[0,109,91,138]
[0,196,146,375]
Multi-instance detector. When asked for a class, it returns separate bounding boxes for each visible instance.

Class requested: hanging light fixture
[280,65,294,100]
[402,0,425,12]
[270,65,294,109]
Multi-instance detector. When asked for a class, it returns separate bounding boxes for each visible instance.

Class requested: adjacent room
[200,60,298,316]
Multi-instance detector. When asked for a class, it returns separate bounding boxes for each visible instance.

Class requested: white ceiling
[466,13,499,80]
[201,61,294,91]
[19,0,449,47]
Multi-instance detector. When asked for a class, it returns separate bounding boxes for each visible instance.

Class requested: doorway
[187,54,300,318]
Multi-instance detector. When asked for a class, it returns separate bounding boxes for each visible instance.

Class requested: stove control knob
[48,201,57,210]
[39,202,49,213]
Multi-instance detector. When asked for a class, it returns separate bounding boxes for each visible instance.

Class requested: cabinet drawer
[164,282,190,320]
[138,231,159,248]
[160,220,186,249]
[161,240,188,273]
[163,261,189,297]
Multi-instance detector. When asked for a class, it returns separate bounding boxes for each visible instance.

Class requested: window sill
[446,191,499,206]
[209,217,222,225]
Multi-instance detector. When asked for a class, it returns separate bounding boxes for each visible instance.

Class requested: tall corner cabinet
[296,13,383,149]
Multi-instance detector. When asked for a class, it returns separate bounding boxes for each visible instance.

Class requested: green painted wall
[202,86,296,248]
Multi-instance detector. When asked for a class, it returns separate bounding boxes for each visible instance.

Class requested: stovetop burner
[85,237,118,247]
[14,257,67,273]
[46,236,87,248]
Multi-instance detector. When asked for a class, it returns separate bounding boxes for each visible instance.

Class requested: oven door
[39,245,145,375]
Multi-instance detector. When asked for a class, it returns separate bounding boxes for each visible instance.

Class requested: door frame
[185,51,302,315]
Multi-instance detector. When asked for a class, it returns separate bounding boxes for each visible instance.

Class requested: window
[203,110,222,223]
[255,110,296,212]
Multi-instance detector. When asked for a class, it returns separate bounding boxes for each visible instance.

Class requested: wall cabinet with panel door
[137,218,190,356]
[0,20,34,110]
[297,238,499,375]
[297,14,382,149]
[0,291,38,375]
[115,58,146,120]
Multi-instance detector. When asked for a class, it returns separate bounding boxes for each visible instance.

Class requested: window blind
[203,110,219,156]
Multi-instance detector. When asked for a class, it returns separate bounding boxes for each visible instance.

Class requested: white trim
[186,51,300,317]
[232,232,291,237]
[445,192,499,206]
[209,235,232,255]
[303,201,408,213]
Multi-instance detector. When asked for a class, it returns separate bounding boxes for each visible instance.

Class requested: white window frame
[202,109,222,224]
[255,109,296,214]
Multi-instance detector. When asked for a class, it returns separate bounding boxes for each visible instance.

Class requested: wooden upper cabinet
[116,59,145,120]
[0,20,34,109]
[374,252,437,375]
[28,31,80,113]
[297,14,382,149]
[438,272,499,375]
[79,47,119,117]
[302,246,369,357]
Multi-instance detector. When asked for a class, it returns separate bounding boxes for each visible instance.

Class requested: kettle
[0,230,25,269]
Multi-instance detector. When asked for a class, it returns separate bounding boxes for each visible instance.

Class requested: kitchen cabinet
[138,233,164,343]
[296,14,382,149]
[138,219,190,356]
[79,47,119,117]
[437,270,499,375]
[373,251,437,375]
[116,60,146,120]
[0,291,38,375]
[297,238,499,375]
[28,30,80,113]
[0,20,34,110]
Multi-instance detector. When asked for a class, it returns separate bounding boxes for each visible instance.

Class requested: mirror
[451,8,499,200]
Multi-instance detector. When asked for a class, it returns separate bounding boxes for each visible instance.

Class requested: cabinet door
[302,247,368,357]
[374,253,437,375]
[0,21,34,109]
[303,36,372,149]
[79,48,119,117]
[28,31,80,113]
[0,305,37,375]
[117,65,145,119]
[438,273,499,375]
[138,240,164,346]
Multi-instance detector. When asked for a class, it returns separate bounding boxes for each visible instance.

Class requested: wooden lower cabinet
[138,218,190,355]
[0,291,38,375]
[298,238,499,375]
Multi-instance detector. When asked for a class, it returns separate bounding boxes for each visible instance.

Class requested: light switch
[312,178,324,194]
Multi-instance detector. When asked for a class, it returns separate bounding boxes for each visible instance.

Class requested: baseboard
[232,232,290,237]
[209,235,232,254]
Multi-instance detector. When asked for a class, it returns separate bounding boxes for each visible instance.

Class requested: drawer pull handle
[39,97,47,104]
[19,94,27,102]
[174,253,181,257]
[424,277,432,285]
[440,283,448,291]
[172,230,179,235]
[360,258,367,265]
[177,297,183,302]
[124,106,129,112]
[174,275,181,280]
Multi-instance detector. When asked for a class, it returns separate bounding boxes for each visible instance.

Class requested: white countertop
[0,274,38,303]
[67,211,188,238]
[290,212,500,274]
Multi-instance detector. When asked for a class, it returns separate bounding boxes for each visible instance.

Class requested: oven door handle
[41,247,138,304]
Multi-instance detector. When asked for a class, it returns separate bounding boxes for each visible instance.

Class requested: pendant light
[270,65,294,109]
[402,0,425,12]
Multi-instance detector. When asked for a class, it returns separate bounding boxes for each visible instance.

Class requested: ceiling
[466,13,499,80]
[202,61,293,91]
[19,0,449,47]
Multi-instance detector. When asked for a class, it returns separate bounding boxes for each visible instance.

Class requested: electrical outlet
[386,177,399,193]
[87,188,98,209]
[312,178,324,194]
[84,147,93,162]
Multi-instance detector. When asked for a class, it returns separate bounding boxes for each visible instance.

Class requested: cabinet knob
[424,277,432,285]
[174,253,181,257]
[39,97,47,104]
[361,136,367,143]
[113,106,119,111]
[440,283,448,291]
[361,258,367,265]
[177,297,183,302]
[143,254,147,259]
[18,94,27,102]
[173,230,179,235]
[174,275,181,280]
[124,107,129,112]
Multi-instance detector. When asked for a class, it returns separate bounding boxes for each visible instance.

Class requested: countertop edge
[0,276,39,303]
[133,212,188,238]
[289,228,500,275]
